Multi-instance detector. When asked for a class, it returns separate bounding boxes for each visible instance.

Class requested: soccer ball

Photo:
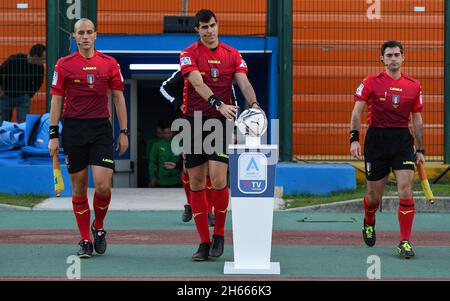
[236,108,267,137]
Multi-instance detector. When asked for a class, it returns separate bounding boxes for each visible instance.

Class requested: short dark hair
[195,9,217,28]
[157,119,172,130]
[29,43,46,57]
[381,40,403,56]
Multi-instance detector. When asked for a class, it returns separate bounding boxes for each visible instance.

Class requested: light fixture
[129,64,180,70]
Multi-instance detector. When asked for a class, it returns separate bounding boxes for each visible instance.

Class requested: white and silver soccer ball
[236,108,267,137]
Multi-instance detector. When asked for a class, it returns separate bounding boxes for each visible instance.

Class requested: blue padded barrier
[275,162,356,196]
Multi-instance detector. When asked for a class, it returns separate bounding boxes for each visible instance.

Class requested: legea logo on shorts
[238,152,267,194]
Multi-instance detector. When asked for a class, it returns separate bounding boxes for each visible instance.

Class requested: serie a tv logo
[238,153,267,194]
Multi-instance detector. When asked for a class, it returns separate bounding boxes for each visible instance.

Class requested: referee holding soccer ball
[179,9,264,261]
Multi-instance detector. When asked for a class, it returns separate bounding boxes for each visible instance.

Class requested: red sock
[398,198,415,242]
[364,195,379,225]
[93,191,111,230]
[205,176,213,213]
[181,172,191,205]
[72,195,91,241]
[211,187,229,236]
[190,189,210,244]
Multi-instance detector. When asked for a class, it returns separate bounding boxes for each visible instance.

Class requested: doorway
[136,77,179,187]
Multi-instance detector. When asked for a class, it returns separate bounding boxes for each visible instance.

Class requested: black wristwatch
[120,128,129,136]
[208,95,223,110]
[416,149,425,155]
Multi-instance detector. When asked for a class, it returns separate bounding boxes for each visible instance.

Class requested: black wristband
[350,130,359,143]
[250,101,260,108]
[207,95,223,108]
[120,128,129,136]
[49,125,59,139]
[416,149,425,155]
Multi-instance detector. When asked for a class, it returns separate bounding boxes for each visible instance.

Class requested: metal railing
[292,0,444,162]
[0,0,47,123]
[1,0,447,163]
[97,0,267,36]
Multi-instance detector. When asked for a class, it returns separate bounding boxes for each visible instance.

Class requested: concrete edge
[1,197,286,212]
[282,198,362,212]
[283,197,450,213]
[0,204,32,211]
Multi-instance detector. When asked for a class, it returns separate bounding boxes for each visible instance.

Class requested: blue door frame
[71,34,279,143]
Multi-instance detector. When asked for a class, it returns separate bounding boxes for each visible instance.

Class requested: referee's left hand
[48,138,59,157]
[251,103,267,120]
[116,133,129,156]
[350,141,362,160]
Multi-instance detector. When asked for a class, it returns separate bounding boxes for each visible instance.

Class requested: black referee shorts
[364,128,415,181]
[62,118,115,174]
[180,115,234,169]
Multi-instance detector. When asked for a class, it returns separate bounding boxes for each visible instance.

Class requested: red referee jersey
[50,50,124,119]
[354,71,423,128]
[180,40,248,117]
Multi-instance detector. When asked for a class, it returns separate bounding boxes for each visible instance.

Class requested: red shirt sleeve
[412,85,423,113]
[234,51,248,74]
[354,77,371,102]
[50,59,65,96]
[179,50,198,76]
[109,60,124,91]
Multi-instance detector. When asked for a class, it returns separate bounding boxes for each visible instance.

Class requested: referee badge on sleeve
[119,69,124,82]
[180,57,192,66]
[52,71,58,86]
[355,84,364,96]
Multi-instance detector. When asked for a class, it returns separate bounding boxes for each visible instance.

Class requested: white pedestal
[224,262,280,274]
[224,197,280,275]
[245,136,261,147]
[226,143,279,275]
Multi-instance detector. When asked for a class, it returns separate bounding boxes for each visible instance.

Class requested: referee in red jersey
[179,9,263,261]
[350,40,425,259]
[48,18,128,258]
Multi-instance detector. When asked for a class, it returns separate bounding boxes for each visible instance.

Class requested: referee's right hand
[218,103,238,120]
[48,138,59,157]
[116,133,129,156]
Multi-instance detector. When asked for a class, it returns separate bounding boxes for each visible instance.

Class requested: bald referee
[48,18,128,258]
